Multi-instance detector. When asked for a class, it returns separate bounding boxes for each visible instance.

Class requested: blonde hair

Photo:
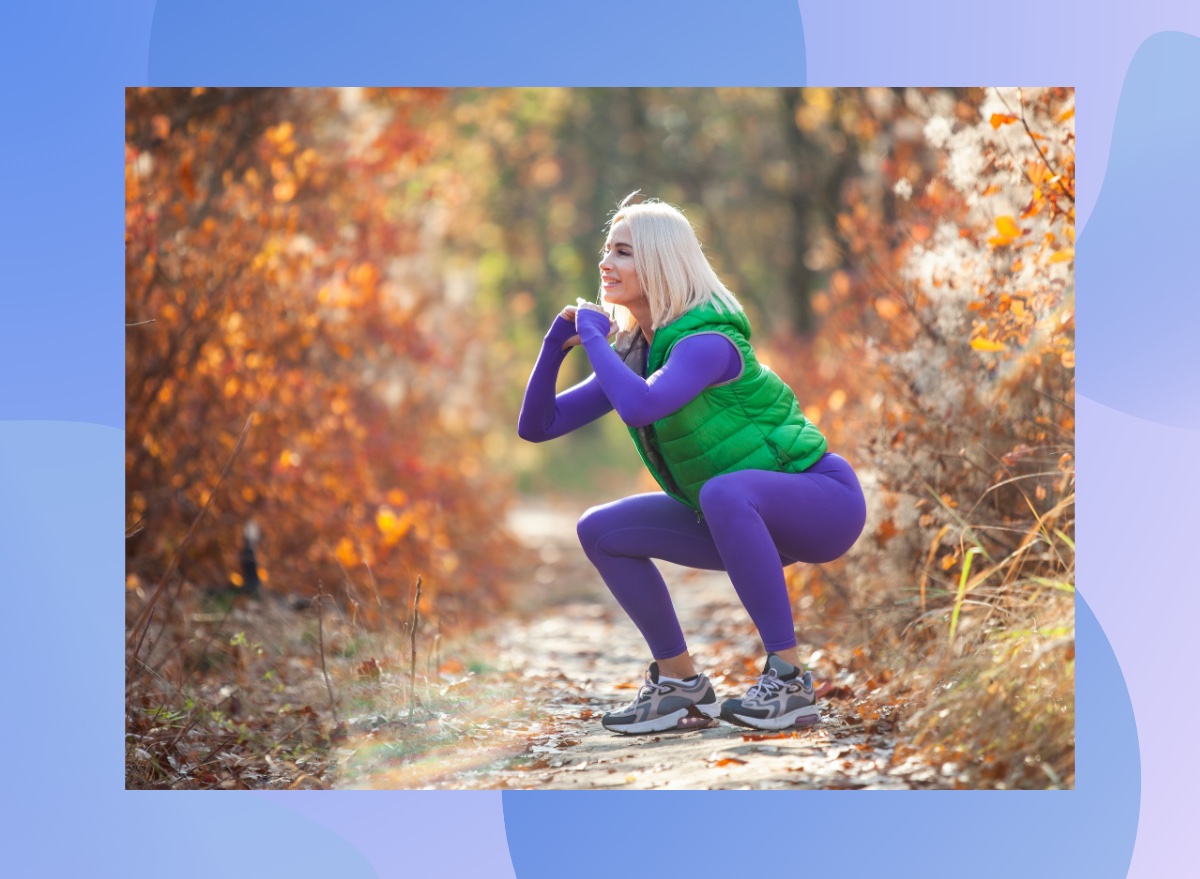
[599,194,742,333]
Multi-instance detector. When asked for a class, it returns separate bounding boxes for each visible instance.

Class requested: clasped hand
[557,300,615,351]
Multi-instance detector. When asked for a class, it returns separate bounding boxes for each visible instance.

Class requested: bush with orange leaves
[771,88,1075,787]
[125,88,522,632]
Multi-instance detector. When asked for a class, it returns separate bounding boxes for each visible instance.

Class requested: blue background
[2,1,1197,876]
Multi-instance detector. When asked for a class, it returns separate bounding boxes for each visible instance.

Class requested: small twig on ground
[126,606,157,698]
[316,580,340,728]
[169,693,234,752]
[324,539,367,612]
[126,515,146,539]
[409,575,423,726]
[364,561,384,612]
[434,621,442,680]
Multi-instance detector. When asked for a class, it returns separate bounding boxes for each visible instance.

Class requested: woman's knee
[576,504,611,555]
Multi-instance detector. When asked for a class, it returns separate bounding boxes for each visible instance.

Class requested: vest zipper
[764,437,787,467]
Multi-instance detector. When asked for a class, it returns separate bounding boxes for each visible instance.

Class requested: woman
[518,195,866,734]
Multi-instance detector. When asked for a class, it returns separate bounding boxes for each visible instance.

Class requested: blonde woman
[518,195,866,733]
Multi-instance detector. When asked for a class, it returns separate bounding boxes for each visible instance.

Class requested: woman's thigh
[698,456,867,565]
[577,492,727,570]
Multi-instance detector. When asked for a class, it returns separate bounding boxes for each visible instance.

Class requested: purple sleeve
[517,317,614,442]
[577,328,742,428]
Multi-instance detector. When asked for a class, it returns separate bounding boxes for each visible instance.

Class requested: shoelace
[618,674,666,712]
[744,669,786,702]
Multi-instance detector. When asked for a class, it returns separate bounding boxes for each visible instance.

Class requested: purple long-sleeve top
[517,312,741,442]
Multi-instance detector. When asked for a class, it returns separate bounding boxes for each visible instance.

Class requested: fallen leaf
[994,215,1021,238]
[356,658,381,680]
[970,337,1007,352]
[817,683,855,700]
[740,731,800,742]
[874,298,901,321]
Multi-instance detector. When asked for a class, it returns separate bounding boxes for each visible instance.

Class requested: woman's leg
[696,455,867,655]
[577,493,726,662]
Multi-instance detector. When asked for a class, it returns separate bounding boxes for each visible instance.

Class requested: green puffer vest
[625,301,827,511]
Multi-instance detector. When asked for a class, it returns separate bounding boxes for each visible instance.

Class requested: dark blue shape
[148,1,806,86]
[503,591,1138,878]
[1079,31,1200,427]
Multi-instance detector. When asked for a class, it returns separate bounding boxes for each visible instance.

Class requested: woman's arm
[575,310,741,427]
[517,315,615,442]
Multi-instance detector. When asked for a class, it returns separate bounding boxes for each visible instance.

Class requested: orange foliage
[765,88,1074,627]
[126,88,521,629]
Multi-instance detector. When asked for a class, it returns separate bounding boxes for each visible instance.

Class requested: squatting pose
[518,195,867,734]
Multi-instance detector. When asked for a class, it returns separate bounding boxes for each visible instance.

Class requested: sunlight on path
[334,500,941,790]
[480,500,934,791]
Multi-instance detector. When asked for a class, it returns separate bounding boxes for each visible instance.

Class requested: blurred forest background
[126,87,1074,789]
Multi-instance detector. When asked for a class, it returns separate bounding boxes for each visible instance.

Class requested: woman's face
[599,219,646,308]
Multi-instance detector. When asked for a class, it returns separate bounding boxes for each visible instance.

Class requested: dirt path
[449,501,935,791]
[332,500,941,790]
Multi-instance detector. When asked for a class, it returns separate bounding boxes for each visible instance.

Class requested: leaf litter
[330,502,946,791]
[128,501,964,790]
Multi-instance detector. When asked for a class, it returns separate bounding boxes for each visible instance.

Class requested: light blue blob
[147,0,805,85]
[503,591,1137,878]
[258,791,517,879]
[0,421,375,877]
[1078,31,1200,428]
[129,795,380,877]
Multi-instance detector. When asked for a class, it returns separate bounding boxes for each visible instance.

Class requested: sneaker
[601,662,721,735]
[720,653,820,730]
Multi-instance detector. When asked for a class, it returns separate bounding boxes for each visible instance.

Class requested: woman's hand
[574,304,615,344]
[557,304,581,350]
[553,301,614,351]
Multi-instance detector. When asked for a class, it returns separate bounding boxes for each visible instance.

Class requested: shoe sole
[720,704,820,731]
[603,702,721,735]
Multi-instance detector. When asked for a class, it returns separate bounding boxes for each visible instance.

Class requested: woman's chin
[602,291,643,310]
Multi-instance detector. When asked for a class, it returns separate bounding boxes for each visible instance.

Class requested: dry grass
[124,579,534,790]
[839,484,1075,789]
[125,586,339,789]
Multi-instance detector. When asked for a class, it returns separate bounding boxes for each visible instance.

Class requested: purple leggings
[576,453,866,659]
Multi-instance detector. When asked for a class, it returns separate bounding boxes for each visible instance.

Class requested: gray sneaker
[601,662,721,735]
[720,653,820,730]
